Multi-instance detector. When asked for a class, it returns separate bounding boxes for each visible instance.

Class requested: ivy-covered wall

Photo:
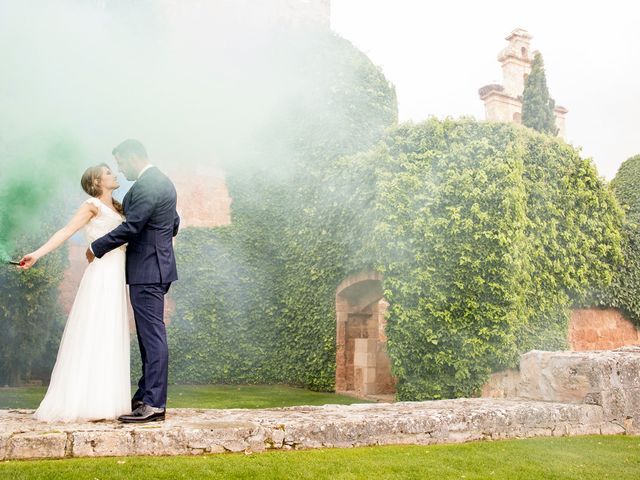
[162,30,398,390]
[586,154,640,325]
[167,119,622,399]
[163,31,623,400]
[337,120,622,399]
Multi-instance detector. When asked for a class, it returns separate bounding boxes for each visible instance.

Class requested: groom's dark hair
[112,139,148,159]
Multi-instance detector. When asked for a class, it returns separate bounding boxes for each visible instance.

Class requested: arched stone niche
[335,272,395,398]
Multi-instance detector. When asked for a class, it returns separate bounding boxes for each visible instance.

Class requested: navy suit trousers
[130,283,171,409]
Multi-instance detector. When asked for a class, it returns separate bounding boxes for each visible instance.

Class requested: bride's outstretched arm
[19,203,98,269]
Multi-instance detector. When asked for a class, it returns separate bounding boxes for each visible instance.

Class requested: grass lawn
[1,436,639,479]
[0,384,371,410]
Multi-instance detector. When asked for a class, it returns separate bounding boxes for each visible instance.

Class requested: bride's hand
[18,253,39,270]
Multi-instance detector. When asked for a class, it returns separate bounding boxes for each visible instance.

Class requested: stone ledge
[3,349,639,460]
[0,399,624,460]
[484,347,640,432]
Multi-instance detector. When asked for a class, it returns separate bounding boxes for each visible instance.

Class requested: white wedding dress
[34,197,131,423]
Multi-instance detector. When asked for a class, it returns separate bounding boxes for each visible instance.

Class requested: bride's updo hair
[81,163,123,214]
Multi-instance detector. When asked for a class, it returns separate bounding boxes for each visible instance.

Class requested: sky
[331,0,640,180]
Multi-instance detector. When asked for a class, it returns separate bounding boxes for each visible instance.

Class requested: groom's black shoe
[118,403,165,423]
[131,398,144,411]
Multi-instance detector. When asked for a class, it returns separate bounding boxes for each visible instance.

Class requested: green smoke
[0,135,83,262]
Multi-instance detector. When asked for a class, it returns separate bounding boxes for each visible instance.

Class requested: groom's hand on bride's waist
[86,247,95,263]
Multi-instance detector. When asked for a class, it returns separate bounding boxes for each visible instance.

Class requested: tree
[522,52,558,135]
[610,154,640,220]
[0,231,67,386]
[0,137,80,386]
[586,155,640,325]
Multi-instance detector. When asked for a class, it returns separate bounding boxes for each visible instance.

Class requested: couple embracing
[19,139,178,424]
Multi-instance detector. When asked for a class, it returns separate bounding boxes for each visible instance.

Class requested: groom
[87,139,179,423]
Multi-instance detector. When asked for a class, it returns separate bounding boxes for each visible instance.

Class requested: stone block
[481,369,521,398]
[0,433,10,461]
[72,430,134,457]
[361,367,377,384]
[7,432,67,460]
[182,428,227,454]
[131,428,189,456]
[269,428,285,448]
[245,427,267,453]
[519,351,597,403]
[353,352,376,368]
[512,349,640,427]
[353,338,377,367]
[182,421,256,454]
[362,382,377,395]
[220,439,248,452]
[600,422,626,435]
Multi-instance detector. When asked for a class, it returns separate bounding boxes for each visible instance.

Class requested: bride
[19,163,131,422]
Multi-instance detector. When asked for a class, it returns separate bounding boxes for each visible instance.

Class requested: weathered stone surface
[1,349,638,460]
[569,308,640,351]
[7,431,67,460]
[0,432,11,461]
[269,428,285,448]
[515,347,640,432]
[72,430,134,457]
[482,368,520,398]
[246,426,268,452]
[132,428,189,456]
[0,400,609,460]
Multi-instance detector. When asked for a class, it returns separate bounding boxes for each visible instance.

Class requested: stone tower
[478,28,567,137]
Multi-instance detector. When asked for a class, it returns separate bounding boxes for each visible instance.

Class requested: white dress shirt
[138,164,154,179]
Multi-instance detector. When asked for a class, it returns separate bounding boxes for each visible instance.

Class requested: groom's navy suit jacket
[91,166,180,285]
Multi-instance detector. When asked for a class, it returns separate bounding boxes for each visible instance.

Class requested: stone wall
[482,347,640,435]
[482,309,640,398]
[482,308,640,398]
[569,308,640,351]
[170,167,232,229]
[2,348,638,460]
[0,400,610,460]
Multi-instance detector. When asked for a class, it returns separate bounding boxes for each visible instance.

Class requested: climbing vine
[165,31,622,399]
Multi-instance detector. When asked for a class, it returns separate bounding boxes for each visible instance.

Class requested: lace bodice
[83,197,125,245]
